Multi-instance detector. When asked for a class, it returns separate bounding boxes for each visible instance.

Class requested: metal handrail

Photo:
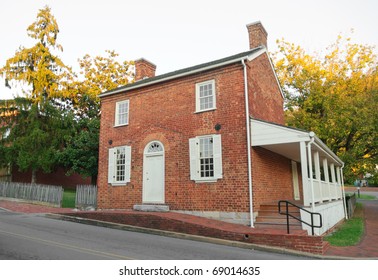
[278,200,322,236]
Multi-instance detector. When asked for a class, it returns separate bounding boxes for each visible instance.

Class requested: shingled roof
[99,46,265,98]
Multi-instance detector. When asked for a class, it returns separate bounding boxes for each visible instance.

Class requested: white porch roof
[251,119,343,166]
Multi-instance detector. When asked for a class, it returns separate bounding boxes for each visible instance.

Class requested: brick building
[97,22,346,235]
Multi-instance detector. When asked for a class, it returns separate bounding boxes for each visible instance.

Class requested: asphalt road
[0,209,313,260]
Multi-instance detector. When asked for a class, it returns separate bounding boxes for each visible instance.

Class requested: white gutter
[242,59,254,228]
[307,132,316,212]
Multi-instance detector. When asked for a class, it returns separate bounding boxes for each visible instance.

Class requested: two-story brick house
[97,22,346,235]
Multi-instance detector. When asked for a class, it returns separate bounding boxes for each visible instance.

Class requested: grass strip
[62,189,76,208]
[325,203,364,246]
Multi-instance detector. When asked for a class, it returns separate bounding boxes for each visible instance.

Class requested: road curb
[45,213,352,260]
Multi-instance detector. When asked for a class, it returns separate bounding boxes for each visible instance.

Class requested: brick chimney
[134,58,156,81]
[246,21,268,49]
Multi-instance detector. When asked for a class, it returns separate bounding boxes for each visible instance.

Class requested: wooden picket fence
[75,185,97,209]
[0,182,63,207]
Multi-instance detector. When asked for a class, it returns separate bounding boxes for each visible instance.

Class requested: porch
[251,119,346,235]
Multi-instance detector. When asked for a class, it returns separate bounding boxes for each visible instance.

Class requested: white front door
[143,141,165,203]
[292,161,300,200]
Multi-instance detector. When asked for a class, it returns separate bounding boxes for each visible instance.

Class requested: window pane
[199,137,214,178]
[198,81,214,111]
[116,147,126,182]
[117,101,129,125]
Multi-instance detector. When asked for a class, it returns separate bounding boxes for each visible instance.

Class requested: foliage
[0,6,134,184]
[78,50,134,99]
[0,6,72,103]
[0,98,73,182]
[59,51,134,182]
[273,35,378,182]
[58,117,100,184]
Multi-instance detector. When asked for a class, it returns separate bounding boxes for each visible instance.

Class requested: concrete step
[260,204,302,212]
[133,204,170,212]
[255,216,301,224]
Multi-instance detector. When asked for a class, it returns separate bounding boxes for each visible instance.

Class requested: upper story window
[115,100,129,126]
[195,80,216,113]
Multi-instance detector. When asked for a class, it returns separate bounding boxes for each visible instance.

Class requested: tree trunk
[91,175,97,186]
[31,169,37,184]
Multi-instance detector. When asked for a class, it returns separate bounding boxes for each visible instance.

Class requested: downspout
[341,163,348,219]
[242,59,254,228]
[307,132,316,212]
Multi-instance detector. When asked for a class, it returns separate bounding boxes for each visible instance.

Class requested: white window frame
[189,134,222,183]
[115,100,129,127]
[195,80,216,113]
[108,145,131,186]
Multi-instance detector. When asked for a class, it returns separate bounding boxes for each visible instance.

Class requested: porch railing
[278,200,322,236]
[306,179,342,205]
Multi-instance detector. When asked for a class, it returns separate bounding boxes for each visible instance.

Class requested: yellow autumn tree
[68,50,134,118]
[273,35,378,183]
[1,6,73,103]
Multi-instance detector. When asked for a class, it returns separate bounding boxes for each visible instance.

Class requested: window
[196,80,216,112]
[189,134,222,182]
[108,146,131,185]
[115,100,129,126]
[199,137,214,178]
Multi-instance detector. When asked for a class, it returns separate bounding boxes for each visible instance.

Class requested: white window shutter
[125,146,131,183]
[114,103,119,126]
[189,138,198,180]
[108,148,115,184]
[213,134,223,179]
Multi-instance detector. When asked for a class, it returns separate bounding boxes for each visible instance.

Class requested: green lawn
[346,192,376,200]
[62,189,76,208]
[325,203,364,246]
[357,194,376,200]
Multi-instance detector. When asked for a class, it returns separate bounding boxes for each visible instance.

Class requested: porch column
[314,151,322,203]
[300,141,310,206]
[330,163,336,183]
[323,158,330,201]
[330,163,336,200]
[336,166,341,184]
[336,166,342,199]
[307,140,316,212]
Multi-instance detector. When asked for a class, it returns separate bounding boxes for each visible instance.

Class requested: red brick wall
[251,147,294,212]
[247,53,284,124]
[98,54,290,213]
[11,166,91,189]
[98,63,252,212]
[66,211,329,255]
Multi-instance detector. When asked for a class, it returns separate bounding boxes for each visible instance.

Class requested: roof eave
[99,48,266,98]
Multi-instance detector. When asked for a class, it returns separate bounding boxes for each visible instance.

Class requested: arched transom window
[146,141,164,154]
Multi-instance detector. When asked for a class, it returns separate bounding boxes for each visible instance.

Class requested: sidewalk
[324,187,378,258]
[1,191,378,259]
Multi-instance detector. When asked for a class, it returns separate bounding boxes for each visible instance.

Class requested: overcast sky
[1,0,377,99]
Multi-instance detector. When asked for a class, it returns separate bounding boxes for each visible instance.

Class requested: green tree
[0,6,73,182]
[273,35,378,183]
[0,98,72,183]
[1,6,134,185]
[58,117,99,185]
